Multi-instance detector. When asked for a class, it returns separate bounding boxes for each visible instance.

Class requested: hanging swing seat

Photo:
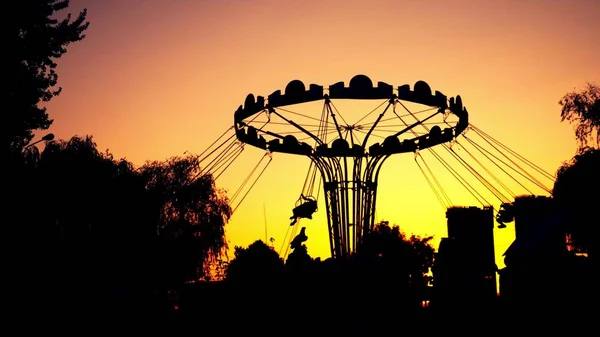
[496,202,515,225]
[289,195,318,226]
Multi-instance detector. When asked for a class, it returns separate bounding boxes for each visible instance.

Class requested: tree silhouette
[559,83,600,150]
[8,136,234,323]
[20,135,159,321]
[140,155,232,285]
[361,223,434,277]
[225,240,285,285]
[553,147,600,260]
[286,243,313,275]
[358,222,435,307]
[6,0,89,154]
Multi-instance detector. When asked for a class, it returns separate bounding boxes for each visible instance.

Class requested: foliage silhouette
[141,155,231,285]
[6,0,89,154]
[3,3,595,328]
[10,135,231,325]
[225,240,285,285]
[5,82,598,329]
[212,223,436,330]
[20,136,155,322]
[7,133,594,328]
[553,147,600,259]
[358,222,435,307]
[559,82,600,149]
[285,242,313,276]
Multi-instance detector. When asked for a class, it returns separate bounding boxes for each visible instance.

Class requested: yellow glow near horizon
[41,0,599,271]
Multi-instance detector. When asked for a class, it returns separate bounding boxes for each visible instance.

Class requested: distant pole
[263,202,268,245]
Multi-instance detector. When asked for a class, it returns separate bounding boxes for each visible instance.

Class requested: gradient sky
[43,0,599,269]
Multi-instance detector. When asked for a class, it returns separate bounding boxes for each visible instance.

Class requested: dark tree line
[6,5,233,314]
[4,2,440,327]
[6,0,89,155]
[553,83,599,262]
[10,136,232,323]
[553,148,599,260]
[219,223,436,321]
[225,223,434,288]
[171,224,437,331]
[5,0,597,329]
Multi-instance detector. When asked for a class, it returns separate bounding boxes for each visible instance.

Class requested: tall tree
[6,0,89,154]
[553,148,599,259]
[141,155,232,285]
[554,83,600,260]
[358,221,435,309]
[360,222,435,287]
[21,135,159,321]
[559,82,600,150]
[225,240,285,285]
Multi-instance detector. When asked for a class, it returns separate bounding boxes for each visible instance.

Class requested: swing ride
[195,74,555,260]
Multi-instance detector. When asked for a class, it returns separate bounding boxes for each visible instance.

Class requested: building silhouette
[432,206,497,309]
[498,195,569,305]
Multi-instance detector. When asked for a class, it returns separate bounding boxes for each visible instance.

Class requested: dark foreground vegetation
[7,134,597,332]
[6,0,598,333]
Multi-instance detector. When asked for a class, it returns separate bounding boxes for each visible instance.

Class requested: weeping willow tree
[141,154,232,284]
[28,136,232,287]
[559,82,599,151]
[555,83,599,260]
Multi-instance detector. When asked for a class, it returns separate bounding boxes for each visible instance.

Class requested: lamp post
[24,133,55,150]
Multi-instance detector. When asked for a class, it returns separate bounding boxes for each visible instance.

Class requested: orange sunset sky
[41,0,599,268]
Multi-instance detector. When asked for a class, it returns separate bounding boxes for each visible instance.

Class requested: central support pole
[314,155,390,259]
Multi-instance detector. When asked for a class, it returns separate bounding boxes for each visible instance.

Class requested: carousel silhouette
[196,74,553,259]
